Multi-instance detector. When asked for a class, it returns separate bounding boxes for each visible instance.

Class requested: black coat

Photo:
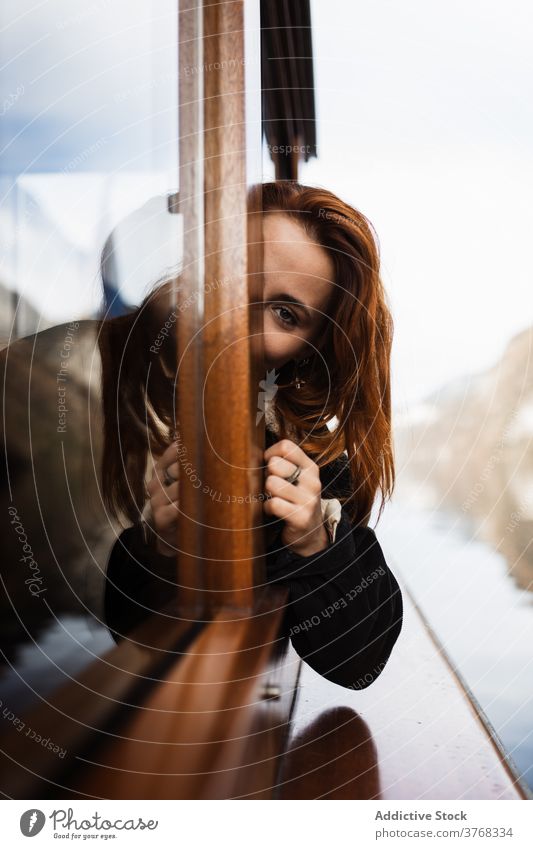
[104,424,403,690]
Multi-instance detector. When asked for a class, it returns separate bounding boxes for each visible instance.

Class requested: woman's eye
[271,305,297,327]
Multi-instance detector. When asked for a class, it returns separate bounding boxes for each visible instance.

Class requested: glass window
[0,0,181,712]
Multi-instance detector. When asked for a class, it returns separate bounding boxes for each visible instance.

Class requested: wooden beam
[176,0,265,615]
[67,587,295,800]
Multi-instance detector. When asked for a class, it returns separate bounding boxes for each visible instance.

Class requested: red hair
[260,181,395,528]
[98,279,177,525]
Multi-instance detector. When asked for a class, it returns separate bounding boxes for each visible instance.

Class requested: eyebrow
[266,292,313,320]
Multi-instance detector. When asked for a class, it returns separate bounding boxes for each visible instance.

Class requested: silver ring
[284,464,302,485]
[163,468,177,487]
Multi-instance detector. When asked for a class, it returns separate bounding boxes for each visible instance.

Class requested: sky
[301,0,533,412]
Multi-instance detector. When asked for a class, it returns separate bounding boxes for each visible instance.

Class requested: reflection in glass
[0,1,181,712]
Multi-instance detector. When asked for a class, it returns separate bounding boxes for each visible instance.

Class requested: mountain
[394,325,533,591]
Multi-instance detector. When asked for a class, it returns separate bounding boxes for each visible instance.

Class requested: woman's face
[263,212,335,371]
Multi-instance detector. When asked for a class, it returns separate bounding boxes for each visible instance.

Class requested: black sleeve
[104,523,178,642]
[265,508,403,690]
[105,510,404,691]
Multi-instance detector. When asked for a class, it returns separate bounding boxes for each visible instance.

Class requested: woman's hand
[263,438,329,557]
[145,441,179,557]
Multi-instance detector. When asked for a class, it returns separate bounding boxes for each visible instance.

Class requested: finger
[263,495,292,519]
[152,442,179,478]
[265,460,320,497]
[165,460,179,481]
[263,438,314,469]
[264,497,318,537]
[147,457,179,496]
[265,473,306,504]
[266,476,320,512]
[263,495,305,523]
[266,457,321,490]
[150,480,179,507]
[265,455,299,479]
[153,500,180,529]
[146,468,166,496]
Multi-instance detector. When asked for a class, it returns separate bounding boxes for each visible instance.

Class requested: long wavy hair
[260,181,395,528]
[98,277,178,526]
[99,181,395,529]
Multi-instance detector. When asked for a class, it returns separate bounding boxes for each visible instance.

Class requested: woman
[103,182,403,691]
